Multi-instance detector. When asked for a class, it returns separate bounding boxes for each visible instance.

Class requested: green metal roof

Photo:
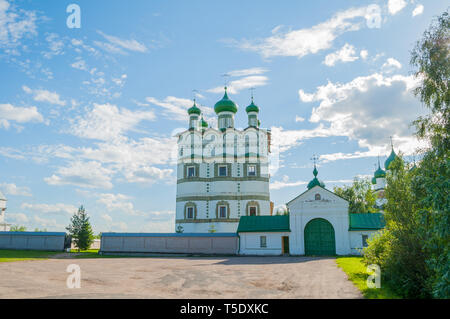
[187,101,201,115]
[245,98,259,113]
[384,148,397,170]
[237,215,290,233]
[349,213,385,231]
[307,165,325,190]
[214,87,238,114]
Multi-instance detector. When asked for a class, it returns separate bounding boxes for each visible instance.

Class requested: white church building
[175,87,272,233]
[172,87,393,255]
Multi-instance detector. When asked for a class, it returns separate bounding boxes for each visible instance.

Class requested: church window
[249,206,257,216]
[260,236,267,248]
[187,207,194,219]
[187,166,195,177]
[315,193,321,201]
[218,165,227,177]
[362,235,369,247]
[219,206,227,218]
[248,165,256,176]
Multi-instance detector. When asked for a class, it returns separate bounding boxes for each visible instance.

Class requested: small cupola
[246,96,260,127]
[214,87,237,130]
[307,164,325,190]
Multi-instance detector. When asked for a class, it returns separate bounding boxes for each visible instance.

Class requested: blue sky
[0,0,446,233]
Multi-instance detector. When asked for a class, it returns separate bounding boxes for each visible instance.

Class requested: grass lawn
[0,249,59,263]
[336,257,400,299]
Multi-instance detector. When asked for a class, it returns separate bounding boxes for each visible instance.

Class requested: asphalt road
[0,256,362,299]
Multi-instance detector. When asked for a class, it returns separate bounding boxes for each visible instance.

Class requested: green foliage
[33,228,48,232]
[410,10,450,299]
[336,257,400,299]
[0,249,58,263]
[9,225,26,232]
[175,225,184,233]
[411,11,450,153]
[66,205,94,251]
[363,11,450,298]
[334,178,377,214]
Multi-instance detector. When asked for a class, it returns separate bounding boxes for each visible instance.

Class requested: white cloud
[33,215,64,230]
[208,75,269,95]
[388,0,407,15]
[21,202,77,215]
[0,103,44,129]
[0,182,31,196]
[71,58,88,71]
[230,6,370,59]
[44,161,114,189]
[0,0,37,50]
[42,33,64,59]
[296,72,428,161]
[146,96,213,121]
[381,57,402,73]
[70,103,156,141]
[7,213,29,223]
[95,31,147,54]
[295,116,305,122]
[360,49,368,60]
[270,179,307,190]
[226,67,268,77]
[323,43,359,66]
[22,86,66,106]
[412,5,424,17]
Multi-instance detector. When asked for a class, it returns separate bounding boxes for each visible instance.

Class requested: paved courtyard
[0,256,362,299]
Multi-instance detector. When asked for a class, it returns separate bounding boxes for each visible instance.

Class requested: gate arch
[304,218,336,256]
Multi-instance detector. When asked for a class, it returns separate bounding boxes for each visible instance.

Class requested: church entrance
[304,218,336,256]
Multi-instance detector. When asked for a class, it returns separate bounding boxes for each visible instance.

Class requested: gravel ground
[0,256,362,299]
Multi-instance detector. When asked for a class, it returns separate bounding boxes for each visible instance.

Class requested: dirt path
[0,256,362,299]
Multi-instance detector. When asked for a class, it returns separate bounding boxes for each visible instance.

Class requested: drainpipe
[237,232,240,255]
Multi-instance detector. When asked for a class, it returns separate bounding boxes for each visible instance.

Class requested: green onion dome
[307,165,325,190]
[374,165,386,179]
[371,177,377,184]
[201,117,208,128]
[245,98,259,113]
[187,101,201,115]
[384,148,398,170]
[214,87,238,114]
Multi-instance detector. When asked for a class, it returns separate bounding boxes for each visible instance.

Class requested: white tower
[174,88,272,233]
[0,191,10,231]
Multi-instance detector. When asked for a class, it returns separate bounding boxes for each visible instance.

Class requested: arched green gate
[304,218,336,256]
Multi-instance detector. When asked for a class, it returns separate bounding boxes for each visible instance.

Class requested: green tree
[334,178,377,214]
[410,10,449,298]
[364,156,430,298]
[66,205,94,251]
[9,225,26,232]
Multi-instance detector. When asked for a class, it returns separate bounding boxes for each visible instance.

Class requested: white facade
[175,124,271,233]
[239,185,382,256]
[287,186,352,255]
[0,191,10,231]
[239,232,290,255]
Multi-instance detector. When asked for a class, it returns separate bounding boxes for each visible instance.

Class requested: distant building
[175,87,272,233]
[0,191,10,231]
[371,140,400,209]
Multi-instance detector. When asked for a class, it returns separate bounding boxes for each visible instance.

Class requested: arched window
[315,194,321,201]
